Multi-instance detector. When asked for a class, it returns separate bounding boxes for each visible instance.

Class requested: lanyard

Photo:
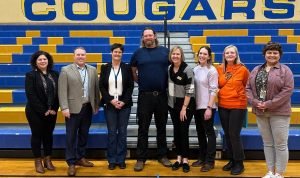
[112,66,121,89]
[78,66,87,88]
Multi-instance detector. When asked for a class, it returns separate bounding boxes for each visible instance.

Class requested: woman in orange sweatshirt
[217,45,249,175]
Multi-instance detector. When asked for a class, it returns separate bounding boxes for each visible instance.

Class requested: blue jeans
[104,106,131,164]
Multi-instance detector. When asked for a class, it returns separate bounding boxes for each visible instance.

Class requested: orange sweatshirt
[217,64,249,109]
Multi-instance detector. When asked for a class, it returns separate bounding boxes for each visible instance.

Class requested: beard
[144,39,155,47]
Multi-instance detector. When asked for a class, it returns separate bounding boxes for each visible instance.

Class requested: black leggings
[26,108,57,158]
[194,109,216,163]
[218,107,246,161]
[169,107,193,158]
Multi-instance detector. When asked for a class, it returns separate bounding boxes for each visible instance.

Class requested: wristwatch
[207,106,212,110]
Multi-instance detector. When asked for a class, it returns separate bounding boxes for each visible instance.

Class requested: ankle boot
[231,160,244,175]
[222,160,234,171]
[44,156,55,170]
[34,158,45,173]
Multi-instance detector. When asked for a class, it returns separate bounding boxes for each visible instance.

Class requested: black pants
[194,109,216,163]
[136,92,168,161]
[169,106,193,158]
[218,107,246,161]
[65,103,92,165]
[25,108,57,158]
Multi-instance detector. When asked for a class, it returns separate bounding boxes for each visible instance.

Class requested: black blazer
[25,70,59,117]
[99,62,134,109]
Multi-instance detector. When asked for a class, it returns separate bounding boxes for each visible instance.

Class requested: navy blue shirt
[130,46,169,92]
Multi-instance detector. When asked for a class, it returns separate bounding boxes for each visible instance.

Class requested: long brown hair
[140,27,159,47]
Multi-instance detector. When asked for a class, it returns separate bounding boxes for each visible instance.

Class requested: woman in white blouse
[192,46,218,172]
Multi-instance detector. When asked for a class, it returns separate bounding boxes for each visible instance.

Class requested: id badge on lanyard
[114,92,119,101]
[113,66,121,101]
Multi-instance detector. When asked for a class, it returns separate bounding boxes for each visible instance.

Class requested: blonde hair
[169,46,185,63]
[222,45,242,73]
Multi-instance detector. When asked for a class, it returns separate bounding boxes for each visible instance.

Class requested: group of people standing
[25,27,294,178]
[25,47,100,176]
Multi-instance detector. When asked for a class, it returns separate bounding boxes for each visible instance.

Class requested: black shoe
[191,160,205,167]
[231,161,244,175]
[201,162,215,172]
[172,161,182,171]
[182,163,190,173]
[108,163,116,170]
[223,160,234,171]
[119,162,126,169]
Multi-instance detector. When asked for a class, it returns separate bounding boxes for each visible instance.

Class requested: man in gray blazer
[58,47,100,176]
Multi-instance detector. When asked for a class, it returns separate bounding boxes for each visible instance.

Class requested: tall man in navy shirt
[131,27,172,171]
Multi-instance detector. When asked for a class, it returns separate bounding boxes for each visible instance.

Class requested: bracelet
[207,106,212,109]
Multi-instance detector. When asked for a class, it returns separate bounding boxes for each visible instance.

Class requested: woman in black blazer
[25,51,59,173]
[99,43,134,170]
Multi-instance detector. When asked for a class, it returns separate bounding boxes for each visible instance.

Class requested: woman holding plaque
[99,43,134,170]
[246,42,294,178]
[216,45,249,175]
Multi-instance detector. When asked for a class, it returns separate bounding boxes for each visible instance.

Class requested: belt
[140,91,163,96]
[82,102,91,107]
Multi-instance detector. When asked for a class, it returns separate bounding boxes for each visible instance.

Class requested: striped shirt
[168,62,194,109]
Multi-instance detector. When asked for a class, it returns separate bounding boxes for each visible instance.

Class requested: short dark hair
[141,27,159,47]
[262,41,283,56]
[30,50,54,71]
[197,46,213,66]
[111,43,124,52]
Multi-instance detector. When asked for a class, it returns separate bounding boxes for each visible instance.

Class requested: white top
[108,68,123,98]
[193,65,218,110]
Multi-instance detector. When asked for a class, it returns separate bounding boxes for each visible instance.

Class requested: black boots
[222,160,234,171]
[230,160,244,175]
[223,160,244,175]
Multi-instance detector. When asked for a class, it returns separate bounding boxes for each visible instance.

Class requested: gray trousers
[256,115,290,173]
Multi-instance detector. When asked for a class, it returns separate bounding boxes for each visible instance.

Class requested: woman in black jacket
[25,51,59,173]
[99,43,134,170]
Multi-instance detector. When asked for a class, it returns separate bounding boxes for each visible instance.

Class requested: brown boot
[34,158,45,173]
[44,156,55,170]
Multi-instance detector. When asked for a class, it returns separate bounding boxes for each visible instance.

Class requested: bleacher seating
[187,24,300,151]
[0,23,300,153]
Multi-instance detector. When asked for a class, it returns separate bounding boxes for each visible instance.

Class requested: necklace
[265,66,271,72]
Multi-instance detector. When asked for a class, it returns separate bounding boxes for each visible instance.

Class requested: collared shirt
[246,62,294,116]
[108,67,123,97]
[77,64,89,102]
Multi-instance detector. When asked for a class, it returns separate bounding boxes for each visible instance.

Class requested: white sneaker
[273,173,284,178]
[262,171,274,178]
